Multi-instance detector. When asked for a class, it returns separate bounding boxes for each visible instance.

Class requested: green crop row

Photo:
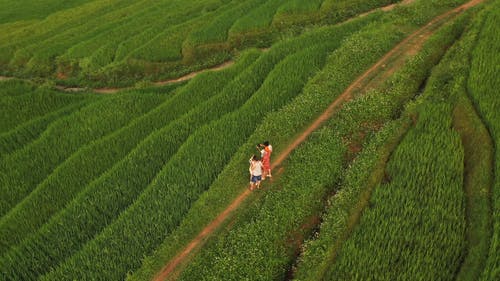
[0,0,94,24]
[227,0,287,47]
[56,0,218,77]
[0,84,180,253]
[0,100,90,158]
[453,85,493,281]
[129,4,440,278]
[0,20,39,44]
[174,8,471,281]
[0,48,269,279]
[0,53,253,257]
[468,1,500,279]
[324,81,465,281]
[0,92,164,218]
[0,0,402,87]
[0,0,140,67]
[39,27,345,280]
[116,0,399,86]
[0,51,261,280]
[0,84,86,133]
[9,0,157,77]
[0,79,36,98]
[312,15,484,280]
[294,9,479,280]
[182,0,267,61]
[272,0,323,27]
[112,0,222,62]
[448,5,494,281]
[319,0,397,20]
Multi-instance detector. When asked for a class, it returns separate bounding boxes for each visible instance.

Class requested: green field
[0,0,498,280]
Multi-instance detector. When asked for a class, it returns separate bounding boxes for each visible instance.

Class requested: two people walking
[249,141,272,190]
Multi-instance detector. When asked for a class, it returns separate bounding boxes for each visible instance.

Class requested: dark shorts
[251,175,262,183]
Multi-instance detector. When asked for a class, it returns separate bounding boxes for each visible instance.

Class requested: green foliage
[40,32,335,281]
[127,14,382,280]
[0,85,85,133]
[0,51,259,280]
[0,0,405,86]
[0,84,179,254]
[0,79,36,98]
[174,8,472,281]
[468,2,500,279]
[307,15,481,280]
[0,92,163,218]
[0,100,89,157]
[0,0,93,24]
[294,12,473,280]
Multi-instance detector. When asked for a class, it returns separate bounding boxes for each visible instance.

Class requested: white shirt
[250,160,263,176]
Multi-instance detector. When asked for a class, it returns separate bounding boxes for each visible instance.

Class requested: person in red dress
[257,141,272,179]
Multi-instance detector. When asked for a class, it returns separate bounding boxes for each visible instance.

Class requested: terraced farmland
[0,0,498,280]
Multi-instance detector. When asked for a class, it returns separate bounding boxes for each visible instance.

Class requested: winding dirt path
[153,1,483,280]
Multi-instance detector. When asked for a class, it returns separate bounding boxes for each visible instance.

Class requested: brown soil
[152,1,483,280]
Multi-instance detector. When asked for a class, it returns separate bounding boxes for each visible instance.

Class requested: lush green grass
[0,79,37,98]
[293,10,473,280]
[0,0,93,24]
[0,51,260,280]
[307,14,484,280]
[175,9,472,281]
[0,92,163,218]
[0,100,90,158]
[1,1,495,281]
[0,0,405,87]
[0,82,181,254]
[467,1,500,279]
[38,25,346,280]
[0,84,86,133]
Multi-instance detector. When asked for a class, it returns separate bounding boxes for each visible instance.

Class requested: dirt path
[153,1,483,280]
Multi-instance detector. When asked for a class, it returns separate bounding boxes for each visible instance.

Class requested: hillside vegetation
[0,0,497,281]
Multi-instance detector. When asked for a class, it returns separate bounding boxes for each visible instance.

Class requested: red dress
[262,148,271,170]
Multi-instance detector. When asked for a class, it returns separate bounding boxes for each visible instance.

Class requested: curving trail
[152,0,484,280]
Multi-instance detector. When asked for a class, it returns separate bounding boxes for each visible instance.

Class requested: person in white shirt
[249,155,263,190]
